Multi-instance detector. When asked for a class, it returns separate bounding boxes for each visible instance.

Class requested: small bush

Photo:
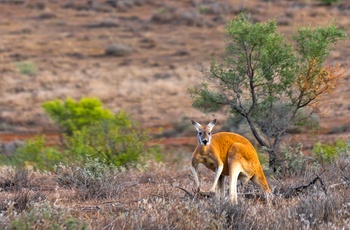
[0,168,30,191]
[66,111,160,167]
[42,97,112,135]
[318,0,340,5]
[55,158,121,200]
[104,43,133,56]
[15,60,38,75]
[0,136,64,171]
[312,138,348,164]
[275,143,312,176]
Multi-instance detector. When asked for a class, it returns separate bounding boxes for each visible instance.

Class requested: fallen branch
[283,170,327,198]
[175,186,194,199]
[294,174,326,194]
[174,186,215,199]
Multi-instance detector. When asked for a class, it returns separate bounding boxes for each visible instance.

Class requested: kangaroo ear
[191,120,202,131]
[207,119,217,131]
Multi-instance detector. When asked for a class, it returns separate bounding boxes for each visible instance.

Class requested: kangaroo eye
[198,132,202,135]
[208,132,211,135]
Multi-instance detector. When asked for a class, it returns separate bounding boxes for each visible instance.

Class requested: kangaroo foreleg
[190,164,201,191]
[209,163,224,193]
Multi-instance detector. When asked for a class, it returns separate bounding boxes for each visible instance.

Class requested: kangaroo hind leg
[228,161,242,204]
[251,169,271,193]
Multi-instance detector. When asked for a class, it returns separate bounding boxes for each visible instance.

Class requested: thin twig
[314,172,327,195]
[175,186,194,199]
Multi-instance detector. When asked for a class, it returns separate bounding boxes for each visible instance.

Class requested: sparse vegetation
[15,60,38,75]
[5,202,86,230]
[104,43,133,57]
[54,158,121,200]
[0,136,65,171]
[312,138,348,164]
[274,143,310,176]
[318,0,340,5]
[0,148,349,229]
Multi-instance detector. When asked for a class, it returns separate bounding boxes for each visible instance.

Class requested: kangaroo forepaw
[193,189,215,198]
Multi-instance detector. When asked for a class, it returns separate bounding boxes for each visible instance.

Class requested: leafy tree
[189,14,346,171]
[42,97,112,135]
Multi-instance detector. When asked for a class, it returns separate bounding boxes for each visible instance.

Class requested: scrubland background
[0,0,350,229]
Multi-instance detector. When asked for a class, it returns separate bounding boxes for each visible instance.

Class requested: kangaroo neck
[198,143,210,153]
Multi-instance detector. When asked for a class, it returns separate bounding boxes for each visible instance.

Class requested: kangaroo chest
[198,152,217,171]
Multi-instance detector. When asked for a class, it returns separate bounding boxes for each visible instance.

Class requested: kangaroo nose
[202,140,208,145]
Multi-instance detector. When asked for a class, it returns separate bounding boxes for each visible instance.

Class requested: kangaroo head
[191,119,217,146]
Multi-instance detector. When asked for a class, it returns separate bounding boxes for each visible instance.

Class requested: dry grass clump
[1,201,86,230]
[54,158,122,201]
[0,152,349,229]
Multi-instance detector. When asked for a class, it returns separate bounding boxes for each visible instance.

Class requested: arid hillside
[0,0,350,149]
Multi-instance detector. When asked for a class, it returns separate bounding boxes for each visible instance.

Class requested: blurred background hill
[0,0,349,150]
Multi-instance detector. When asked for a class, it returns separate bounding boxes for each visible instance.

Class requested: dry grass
[0,152,349,229]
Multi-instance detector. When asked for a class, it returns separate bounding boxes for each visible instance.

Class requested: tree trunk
[268,148,277,172]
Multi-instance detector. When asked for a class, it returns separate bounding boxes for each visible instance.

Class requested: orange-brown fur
[191,119,271,204]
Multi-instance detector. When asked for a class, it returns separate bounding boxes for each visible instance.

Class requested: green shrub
[16,60,38,75]
[312,138,348,164]
[275,143,311,176]
[41,97,160,168]
[66,111,160,167]
[42,97,112,135]
[0,136,64,171]
[318,0,340,5]
[198,5,209,14]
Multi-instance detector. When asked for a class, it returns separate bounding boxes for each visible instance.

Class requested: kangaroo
[190,119,271,204]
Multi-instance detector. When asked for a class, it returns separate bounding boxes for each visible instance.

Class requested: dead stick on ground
[174,186,195,199]
[293,170,327,194]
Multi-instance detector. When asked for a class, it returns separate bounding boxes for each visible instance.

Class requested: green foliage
[66,111,159,167]
[0,136,64,171]
[293,23,345,63]
[198,5,209,14]
[312,138,348,164]
[8,202,86,230]
[317,0,340,5]
[156,6,170,14]
[0,98,160,171]
[16,60,38,75]
[42,97,112,135]
[274,143,310,176]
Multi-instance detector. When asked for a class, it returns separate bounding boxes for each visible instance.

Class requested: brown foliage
[296,59,345,108]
